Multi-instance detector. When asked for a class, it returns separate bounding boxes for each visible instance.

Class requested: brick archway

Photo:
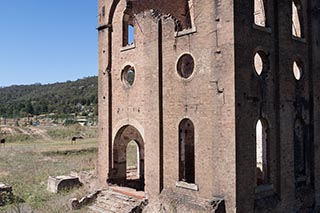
[109,125,145,191]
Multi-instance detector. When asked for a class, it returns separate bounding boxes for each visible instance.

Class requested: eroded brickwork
[97,0,320,212]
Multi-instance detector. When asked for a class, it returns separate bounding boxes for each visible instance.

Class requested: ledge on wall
[120,43,135,52]
[175,26,197,38]
[252,24,272,33]
[176,181,199,191]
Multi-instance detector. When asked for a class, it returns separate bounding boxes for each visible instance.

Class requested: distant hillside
[0,76,98,118]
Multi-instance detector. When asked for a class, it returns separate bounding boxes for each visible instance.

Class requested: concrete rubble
[0,183,13,206]
[87,187,147,213]
[47,175,82,193]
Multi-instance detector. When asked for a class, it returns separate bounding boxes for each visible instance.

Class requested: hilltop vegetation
[0,76,98,119]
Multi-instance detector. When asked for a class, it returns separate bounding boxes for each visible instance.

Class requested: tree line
[0,76,98,119]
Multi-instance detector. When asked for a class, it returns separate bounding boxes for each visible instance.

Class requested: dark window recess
[177,54,195,79]
[294,118,308,187]
[179,118,195,184]
[102,6,105,17]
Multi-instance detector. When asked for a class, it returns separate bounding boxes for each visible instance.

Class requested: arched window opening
[128,25,135,45]
[126,140,140,180]
[179,119,195,184]
[292,0,303,38]
[294,119,307,186]
[254,0,266,27]
[256,119,268,186]
[123,4,135,46]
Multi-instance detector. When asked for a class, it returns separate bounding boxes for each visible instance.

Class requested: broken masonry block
[47,175,82,193]
[0,183,14,206]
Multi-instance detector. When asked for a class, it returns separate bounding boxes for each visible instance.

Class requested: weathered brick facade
[97,0,320,212]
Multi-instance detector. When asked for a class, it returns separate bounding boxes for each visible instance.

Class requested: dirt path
[29,126,52,141]
[0,126,53,141]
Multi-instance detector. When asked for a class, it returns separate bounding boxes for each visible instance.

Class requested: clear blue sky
[0,0,98,87]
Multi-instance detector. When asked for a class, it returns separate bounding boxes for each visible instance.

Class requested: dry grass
[0,125,98,212]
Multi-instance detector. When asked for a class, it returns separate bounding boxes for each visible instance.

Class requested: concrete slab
[47,175,82,193]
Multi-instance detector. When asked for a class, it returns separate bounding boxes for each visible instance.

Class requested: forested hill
[0,76,98,118]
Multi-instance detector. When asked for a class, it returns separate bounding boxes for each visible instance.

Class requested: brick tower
[97,0,320,212]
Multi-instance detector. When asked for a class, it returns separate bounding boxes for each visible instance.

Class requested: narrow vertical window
[294,119,307,186]
[256,119,268,185]
[185,0,194,29]
[122,3,134,46]
[179,118,195,183]
[175,0,194,32]
[128,24,135,45]
[102,6,105,17]
[292,0,303,38]
[254,0,266,27]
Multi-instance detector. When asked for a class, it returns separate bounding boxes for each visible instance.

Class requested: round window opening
[253,51,269,76]
[122,66,135,87]
[253,50,270,78]
[293,61,303,80]
[177,54,195,79]
[254,53,263,75]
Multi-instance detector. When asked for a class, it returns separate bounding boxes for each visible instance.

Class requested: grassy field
[0,125,98,212]
[126,140,138,169]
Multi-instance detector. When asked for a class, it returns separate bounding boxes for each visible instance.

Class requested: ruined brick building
[97,0,320,212]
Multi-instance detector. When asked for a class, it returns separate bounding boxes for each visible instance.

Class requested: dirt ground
[0,125,98,212]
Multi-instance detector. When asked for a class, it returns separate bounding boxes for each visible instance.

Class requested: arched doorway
[109,125,144,191]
